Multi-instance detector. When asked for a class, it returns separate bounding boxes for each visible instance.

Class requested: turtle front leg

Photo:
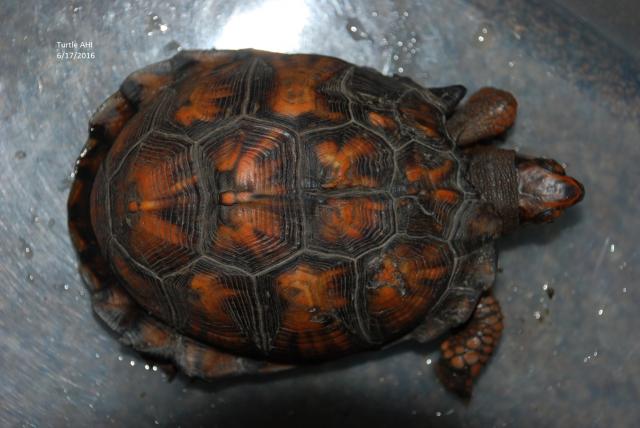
[446,87,517,146]
[436,294,504,397]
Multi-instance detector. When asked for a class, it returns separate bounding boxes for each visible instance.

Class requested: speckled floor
[1,1,639,427]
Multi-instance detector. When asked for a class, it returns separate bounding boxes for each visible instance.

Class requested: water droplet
[19,238,34,259]
[15,150,27,160]
[371,11,378,17]
[163,40,182,53]
[117,355,123,361]
[474,23,494,47]
[622,287,627,293]
[63,283,70,291]
[425,358,432,365]
[152,365,158,371]
[583,349,599,363]
[129,360,135,366]
[95,352,100,359]
[26,273,35,282]
[397,67,404,73]
[542,283,555,299]
[436,411,442,417]
[345,18,369,41]
[146,13,168,36]
[145,364,150,370]
[597,308,604,316]
[609,243,615,253]
[508,61,515,68]
[533,310,542,321]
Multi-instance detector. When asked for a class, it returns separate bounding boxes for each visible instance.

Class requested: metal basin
[1,0,638,426]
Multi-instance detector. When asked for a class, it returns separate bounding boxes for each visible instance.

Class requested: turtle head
[516,155,584,224]
[466,147,584,234]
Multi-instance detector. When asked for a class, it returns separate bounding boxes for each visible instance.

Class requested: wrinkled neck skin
[466,147,584,234]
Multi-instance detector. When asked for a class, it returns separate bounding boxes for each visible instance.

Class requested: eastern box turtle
[68,49,584,396]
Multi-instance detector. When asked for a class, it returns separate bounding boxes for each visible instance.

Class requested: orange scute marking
[175,85,234,126]
[190,273,237,325]
[400,94,442,139]
[319,198,385,243]
[215,140,243,172]
[269,55,346,121]
[276,263,348,330]
[136,212,188,246]
[433,189,460,204]
[368,243,449,321]
[315,136,378,188]
[215,203,281,254]
[368,112,397,131]
[212,132,286,196]
[405,159,454,185]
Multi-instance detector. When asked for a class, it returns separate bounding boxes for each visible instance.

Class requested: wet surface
[1,0,639,426]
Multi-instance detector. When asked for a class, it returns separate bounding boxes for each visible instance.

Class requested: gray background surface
[1,0,639,427]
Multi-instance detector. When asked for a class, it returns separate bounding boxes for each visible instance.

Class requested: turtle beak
[516,156,585,223]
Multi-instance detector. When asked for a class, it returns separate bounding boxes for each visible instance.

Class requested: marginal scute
[398,90,450,149]
[257,253,364,360]
[413,245,496,342]
[119,57,174,108]
[345,66,407,107]
[108,241,172,323]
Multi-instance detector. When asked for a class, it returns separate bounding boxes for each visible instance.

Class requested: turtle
[67,48,584,396]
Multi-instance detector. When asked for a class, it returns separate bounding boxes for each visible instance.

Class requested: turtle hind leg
[446,87,517,146]
[435,293,504,398]
[93,282,293,380]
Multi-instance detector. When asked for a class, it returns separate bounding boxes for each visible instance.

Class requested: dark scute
[429,85,467,116]
[347,66,407,106]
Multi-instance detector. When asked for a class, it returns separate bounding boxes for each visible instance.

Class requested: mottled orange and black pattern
[69,49,490,364]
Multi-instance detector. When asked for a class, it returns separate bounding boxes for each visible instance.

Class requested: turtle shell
[69,49,500,363]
